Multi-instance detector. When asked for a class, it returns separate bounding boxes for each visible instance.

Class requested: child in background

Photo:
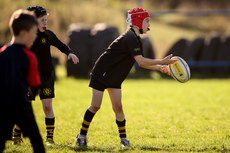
[12,6,79,145]
[76,8,176,147]
[0,9,45,153]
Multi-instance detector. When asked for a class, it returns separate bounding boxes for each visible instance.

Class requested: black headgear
[27,6,47,18]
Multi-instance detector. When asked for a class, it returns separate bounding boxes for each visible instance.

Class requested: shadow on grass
[139,146,230,152]
[45,143,230,152]
[46,143,133,152]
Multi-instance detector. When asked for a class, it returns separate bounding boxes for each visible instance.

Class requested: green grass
[3,66,230,153]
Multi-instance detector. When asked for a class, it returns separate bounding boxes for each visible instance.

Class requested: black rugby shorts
[89,76,121,91]
[39,72,55,99]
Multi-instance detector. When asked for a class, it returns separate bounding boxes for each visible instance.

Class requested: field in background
[1,1,230,152]
[3,66,230,152]
[1,0,230,60]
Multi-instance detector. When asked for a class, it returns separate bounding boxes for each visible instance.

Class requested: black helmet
[27,6,47,18]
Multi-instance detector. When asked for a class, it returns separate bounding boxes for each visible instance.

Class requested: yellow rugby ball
[169,56,191,83]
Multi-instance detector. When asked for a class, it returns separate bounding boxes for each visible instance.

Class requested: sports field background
[4,66,230,152]
[1,0,230,59]
[1,0,230,152]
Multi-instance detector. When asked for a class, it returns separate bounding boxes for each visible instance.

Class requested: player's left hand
[68,53,79,64]
[160,65,171,76]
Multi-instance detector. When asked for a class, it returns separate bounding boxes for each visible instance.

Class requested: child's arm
[134,54,176,76]
[45,30,73,54]
[143,65,171,75]
[45,30,79,64]
[134,54,176,67]
[22,48,41,87]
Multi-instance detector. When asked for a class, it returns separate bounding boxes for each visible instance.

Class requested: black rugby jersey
[91,28,143,86]
[31,29,74,75]
[0,44,40,108]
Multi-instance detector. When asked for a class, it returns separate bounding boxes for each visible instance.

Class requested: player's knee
[112,104,123,113]
[43,105,52,113]
[89,105,101,112]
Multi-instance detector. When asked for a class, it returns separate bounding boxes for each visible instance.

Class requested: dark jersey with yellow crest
[30,29,73,75]
[90,28,143,87]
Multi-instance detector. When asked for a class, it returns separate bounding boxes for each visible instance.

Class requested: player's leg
[24,121,45,153]
[0,138,5,153]
[39,72,55,145]
[42,98,54,118]
[0,129,11,152]
[76,88,104,147]
[41,98,55,145]
[12,124,23,145]
[17,105,45,153]
[88,89,104,113]
[107,88,130,147]
[107,88,124,120]
[12,86,39,145]
[0,115,15,152]
[39,71,55,145]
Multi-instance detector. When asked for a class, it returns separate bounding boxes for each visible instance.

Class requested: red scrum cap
[127,8,150,31]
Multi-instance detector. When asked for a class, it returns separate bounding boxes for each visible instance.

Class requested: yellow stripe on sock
[82,126,88,130]
[83,120,90,125]
[46,125,55,128]
[120,132,126,134]
[47,134,53,137]
[118,126,126,130]
[13,132,21,135]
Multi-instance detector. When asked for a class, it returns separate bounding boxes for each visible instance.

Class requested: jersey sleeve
[22,48,41,87]
[0,45,7,53]
[124,34,142,57]
[45,30,74,55]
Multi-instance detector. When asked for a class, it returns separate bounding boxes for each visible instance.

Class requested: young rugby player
[12,6,79,145]
[0,9,45,153]
[76,8,176,147]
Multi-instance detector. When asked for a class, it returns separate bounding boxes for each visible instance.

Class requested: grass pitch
[3,68,230,153]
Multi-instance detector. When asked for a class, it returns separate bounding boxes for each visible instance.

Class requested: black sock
[80,109,95,135]
[45,117,55,139]
[116,119,126,138]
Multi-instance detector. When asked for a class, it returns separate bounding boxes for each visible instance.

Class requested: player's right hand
[68,53,79,64]
[161,54,177,65]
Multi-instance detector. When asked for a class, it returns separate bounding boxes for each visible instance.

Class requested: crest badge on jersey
[134,48,141,52]
[41,38,47,44]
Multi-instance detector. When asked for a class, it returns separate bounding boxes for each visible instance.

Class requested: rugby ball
[169,56,190,83]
